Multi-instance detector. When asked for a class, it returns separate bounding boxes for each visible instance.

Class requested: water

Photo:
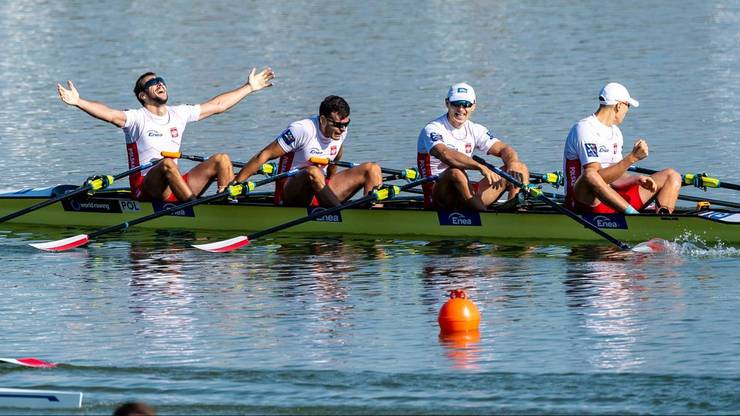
[1,1,739,414]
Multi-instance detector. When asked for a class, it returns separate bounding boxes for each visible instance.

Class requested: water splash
[634,232,739,258]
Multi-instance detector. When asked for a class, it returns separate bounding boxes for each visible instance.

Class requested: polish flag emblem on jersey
[170,127,179,138]
[613,143,618,154]
[330,145,337,156]
[465,143,473,153]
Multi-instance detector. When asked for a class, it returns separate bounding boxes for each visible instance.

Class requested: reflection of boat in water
[1,186,738,244]
[0,387,82,409]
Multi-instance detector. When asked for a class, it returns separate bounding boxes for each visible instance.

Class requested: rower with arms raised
[57,67,275,202]
[417,83,530,211]
[564,82,681,214]
[233,95,382,207]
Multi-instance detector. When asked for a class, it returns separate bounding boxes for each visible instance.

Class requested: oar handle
[473,155,629,250]
[247,175,438,241]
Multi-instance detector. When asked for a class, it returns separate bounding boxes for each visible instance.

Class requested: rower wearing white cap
[417,83,530,211]
[563,82,681,214]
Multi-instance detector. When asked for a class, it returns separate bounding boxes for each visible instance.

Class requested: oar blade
[29,234,89,252]
[192,236,250,253]
[631,238,670,254]
[0,357,57,368]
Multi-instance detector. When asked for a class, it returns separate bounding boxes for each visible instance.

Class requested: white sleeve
[275,121,308,153]
[122,109,144,143]
[573,123,601,165]
[472,123,498,153]
[172,104,201,122]
[418,124,445,154]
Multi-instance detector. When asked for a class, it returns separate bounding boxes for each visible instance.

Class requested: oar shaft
[248,176,437,241]
[0,159,161,224]
[323,159,419,180]
[629,166,740,191]
[473,155,629,250]
[88,169,298,239]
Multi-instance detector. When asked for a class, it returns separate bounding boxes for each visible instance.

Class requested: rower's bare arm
[596,139,648,183]
[327,147,343,178]
[198,67,275,121]
[487,141,520,166]
[431,144,498,184]
[234,140,285,183]
[57,80,126,128]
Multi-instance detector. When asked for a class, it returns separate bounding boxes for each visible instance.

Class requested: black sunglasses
[138,77,166,93]
[324,117,351,129]
[449,100,474,108]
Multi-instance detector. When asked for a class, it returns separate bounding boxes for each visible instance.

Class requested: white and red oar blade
[29,234,89,252]
[192,236,250,253]
[0,357,57,368]
[631,238,670,254]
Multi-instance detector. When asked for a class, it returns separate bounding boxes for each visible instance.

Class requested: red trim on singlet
[564,158,644,213]
[126,142,142,193]
[417,153,434,208]
[274,152,296,205]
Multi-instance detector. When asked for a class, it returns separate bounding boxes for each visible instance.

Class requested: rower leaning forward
[234,95,382,207]
[416,83,530,211]
[563,82,681,214]
[57,67,275,202]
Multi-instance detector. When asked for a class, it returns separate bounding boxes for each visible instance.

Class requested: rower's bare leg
[141,159,193,201]
[328,162,383,200]
[282,167,330,206]
[433,168,487,211]
[574,169,631,212]
[638,169,681,213]
[504,161,530,200]
[184,153,234,195]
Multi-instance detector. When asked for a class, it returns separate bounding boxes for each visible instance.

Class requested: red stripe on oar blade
[0,357,57,368]
[192,236,250,253]
[29,234,90,252]
[631,238,670,254]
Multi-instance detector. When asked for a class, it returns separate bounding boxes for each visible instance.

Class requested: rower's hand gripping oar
[629,166,740,191]
[0,158,163,225]
[192,175,439,253]
[29,168,300,252]
[472,155,631,250]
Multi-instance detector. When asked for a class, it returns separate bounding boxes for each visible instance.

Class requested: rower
[563,82,681,214]
[233,96,382,207]
[416,83,530,211]
[57,67,275,202]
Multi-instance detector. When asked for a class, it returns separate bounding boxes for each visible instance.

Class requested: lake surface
[0,1,739,414]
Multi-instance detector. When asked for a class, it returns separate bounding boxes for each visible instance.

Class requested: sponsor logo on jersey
[170,127,179,138]
[465,143,473,153]
[62,198,123,213]
[486,131,496,140]
[308,207,343,222]
[437,210,482,226]
[152,201,195,217]
[309,148,323,155]
[598,145,609,153]
[280,129,295,144]
[429,132,443,142]
[582,214,628,229]
[147,130,163,137]
[613,143,618,154]
[584,143,598,157]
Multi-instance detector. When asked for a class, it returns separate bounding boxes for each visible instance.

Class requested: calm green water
[1,1,739,414]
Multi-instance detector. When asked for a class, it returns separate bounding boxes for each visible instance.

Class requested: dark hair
[133,72,156,105]
[319,95,350,119]
[113,401,156,416]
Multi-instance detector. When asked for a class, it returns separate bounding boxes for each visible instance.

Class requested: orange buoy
[438,289,480,334]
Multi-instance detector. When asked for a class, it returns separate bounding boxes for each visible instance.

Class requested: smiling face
[137,74,168,105]
[445,99,476,128]
[319,112,350,140]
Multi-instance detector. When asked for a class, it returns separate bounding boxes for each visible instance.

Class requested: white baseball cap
[447,82,476,103]
[599,82,639,107]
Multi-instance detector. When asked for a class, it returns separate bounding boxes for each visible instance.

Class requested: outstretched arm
[57,80,127,128]
[198,67,275,121]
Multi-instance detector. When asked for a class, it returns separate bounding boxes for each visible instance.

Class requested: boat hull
[1,187,738,244]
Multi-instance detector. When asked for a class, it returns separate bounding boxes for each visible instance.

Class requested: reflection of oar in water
[0,158,163,225]
[472,155,634,250]
[192,175,440,253]
[29,168,299,252]
[629,166,740,191]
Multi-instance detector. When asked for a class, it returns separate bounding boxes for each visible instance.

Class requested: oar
[308,157,419,181]
[472,155,630,250]
[29,168,300,252]
[629,166,740,191]
[161,151,276,175]
[0,158,162,225]
[192,175,439,253]
[530,171,563,187]
[0,357,57,368]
